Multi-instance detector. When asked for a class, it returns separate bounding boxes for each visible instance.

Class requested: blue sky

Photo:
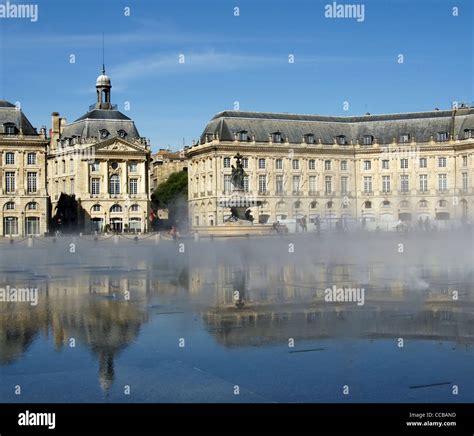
[0,0,472,151]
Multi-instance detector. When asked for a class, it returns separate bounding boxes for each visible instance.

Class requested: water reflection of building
[0,272,149,392]
[193,264,474,347]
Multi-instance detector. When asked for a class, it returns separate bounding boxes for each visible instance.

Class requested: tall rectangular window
[243,175,249,192]
[419,157,427,168]
[438,157,447,167]
[308,159,316,170]
[462,172,468,190]
[242,158,248,169]
[90,161,100,172]
[363,176,372,193]
[129,161,138,173]
[275,158,283,170]
[382,160,389,169]
[224,175,232,193]
[382,176,391,193]
[292,159,299,170]
[258,158,266,169]
[325,176,332,194]
[363,160,371,170]
[419,174,428,192]
[27,153,36,165]
[129,178,138,195]
[292,175,300,193]
[109,175,120,195]
[438,174,447,192]
[91,178,100,195]
[27,172,37,194]
[400,159,408,169]
[258,175,267,193]
[462,156,468,166]
[340,176,348,195]
[309,176,317,193]
[324,160,331,170]
[340,160,347,171]
[5,172,15,193]
[276,175,284,194]
[5,152,14,165]
[400,175,409,193]
[223,157,231,168]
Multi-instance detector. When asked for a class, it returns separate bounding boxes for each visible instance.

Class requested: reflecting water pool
[1,233,474,403]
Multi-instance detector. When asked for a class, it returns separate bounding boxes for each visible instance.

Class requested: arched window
[364,201,372,209]
[310,201,317,209]
[92,204,101,212]
[438,200,447,208]
[130,204,139,212]
[109,174,120,195]
[26,202,37,210]
[110,204,122,213]
[418,200,428,208]
[4,201,15,210]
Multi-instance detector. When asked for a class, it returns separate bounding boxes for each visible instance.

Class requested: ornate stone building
[48,68,151,233]
[187,107,474,230]
[0,101,49,236]
[149,148,187,194]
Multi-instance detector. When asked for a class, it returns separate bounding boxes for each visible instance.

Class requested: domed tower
[95,65,112,110]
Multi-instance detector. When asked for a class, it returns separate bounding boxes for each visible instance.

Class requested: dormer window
[117,129,127,138]
[4,123,16,135]
[399,133,410,143]
[336,135,346,145]
[99,129,110,139]
[437,131,448,142]
[464,129,474,139]
[304,134,315,144]
[362,135,374,146]
[271,132,282,143]
[237,130,248,141]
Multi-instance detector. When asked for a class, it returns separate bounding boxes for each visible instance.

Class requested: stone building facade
[149,148,187,194]
[48,69,151,233]
[187,107,474,230]
[0,101,49,236]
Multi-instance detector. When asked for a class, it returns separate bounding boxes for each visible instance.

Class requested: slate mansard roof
[199,108,474,145]
[61,108,141,140]
[0,100,38,136]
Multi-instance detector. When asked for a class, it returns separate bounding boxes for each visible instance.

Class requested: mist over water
[0,231,473,402]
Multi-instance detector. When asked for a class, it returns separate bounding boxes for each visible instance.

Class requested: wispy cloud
[110,51,395,85]
[110,51,283,83]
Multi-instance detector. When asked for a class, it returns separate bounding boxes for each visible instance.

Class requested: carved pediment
[93,138,148,154]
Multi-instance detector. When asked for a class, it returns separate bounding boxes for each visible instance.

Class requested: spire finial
[102,32,105,74]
